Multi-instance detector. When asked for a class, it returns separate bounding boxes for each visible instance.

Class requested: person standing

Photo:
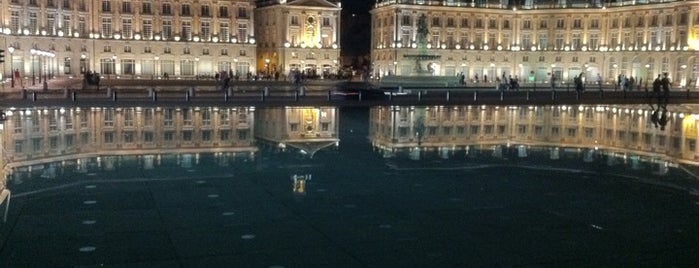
[661,72,671,105]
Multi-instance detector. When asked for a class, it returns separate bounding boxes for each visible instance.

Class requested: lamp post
[194,57,199,78]
[265,58,270,78]
[30,49,36,85]
[154,56,159,79]
[8,46,14,88]
[111,55,117,79]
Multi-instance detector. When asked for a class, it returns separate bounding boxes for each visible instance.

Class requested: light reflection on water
[2,104,698,193]
[1,104,699,266]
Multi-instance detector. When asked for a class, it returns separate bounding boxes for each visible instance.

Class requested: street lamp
[8,46,14,88]
[393,61,397,76]
[265,58,270,77]
[111,55,117,78]
[194,57,199,78]
[30,49,36,85]
[154,56,159,79]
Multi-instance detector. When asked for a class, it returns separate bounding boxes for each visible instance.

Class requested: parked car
[329,82,387,100]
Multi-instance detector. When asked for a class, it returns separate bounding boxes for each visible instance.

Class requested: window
[143,19,152,39]
[142,2,151,14]
[162,20,172,39]
[102,0,111,12]
[432,17,440,27]
[181,4,190,16]
[219,6,228,17]
[238,7,248,19]
[162,3,171,15]
[201,5,210,17]
[556,18,565,29]
[402,15,411,26]
[291,16,299,26]
[121,0,131,13]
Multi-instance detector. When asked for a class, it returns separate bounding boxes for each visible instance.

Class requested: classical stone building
[254,0,341,79]
[369,104,699,165]
[371,0,699,87]
[0,0,259,81]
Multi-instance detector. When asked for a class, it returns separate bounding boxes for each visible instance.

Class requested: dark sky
[340,0,373,58]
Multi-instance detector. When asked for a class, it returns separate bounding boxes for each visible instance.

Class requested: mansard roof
[286,0,339,8]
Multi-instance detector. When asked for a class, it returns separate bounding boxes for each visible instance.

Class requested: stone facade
[371,0,699,88]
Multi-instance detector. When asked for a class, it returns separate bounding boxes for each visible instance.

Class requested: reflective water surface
[1,104,699,267]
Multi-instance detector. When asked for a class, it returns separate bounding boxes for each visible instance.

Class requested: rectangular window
[181,4,191,16]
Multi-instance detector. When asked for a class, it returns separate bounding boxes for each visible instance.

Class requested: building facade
[0,0,261,82]
[369,104,699,164]
[254,0,341,79]
[371,0,699,87]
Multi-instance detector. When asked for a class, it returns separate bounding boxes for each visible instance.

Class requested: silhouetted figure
[661,72,671,105]
[651,108,660,128]
[574,73,584,93]
[659,108,669,130]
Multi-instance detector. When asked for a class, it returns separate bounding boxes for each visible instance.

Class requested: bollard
[152,91,157,101]
[446,90,450,101]
[185,91,190,101]
[71,91,77,101]
[112,91,117,101]
[473,91,477,101]
[32,91,37,101]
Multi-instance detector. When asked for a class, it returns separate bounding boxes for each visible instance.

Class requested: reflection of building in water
[255,107,339,157]
[0,106,258,185]
[370,105,699,164]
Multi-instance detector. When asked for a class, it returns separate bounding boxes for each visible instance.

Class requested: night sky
[340,0,374,59]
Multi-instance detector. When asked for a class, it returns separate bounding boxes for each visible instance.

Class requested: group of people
[649,72,672,130]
